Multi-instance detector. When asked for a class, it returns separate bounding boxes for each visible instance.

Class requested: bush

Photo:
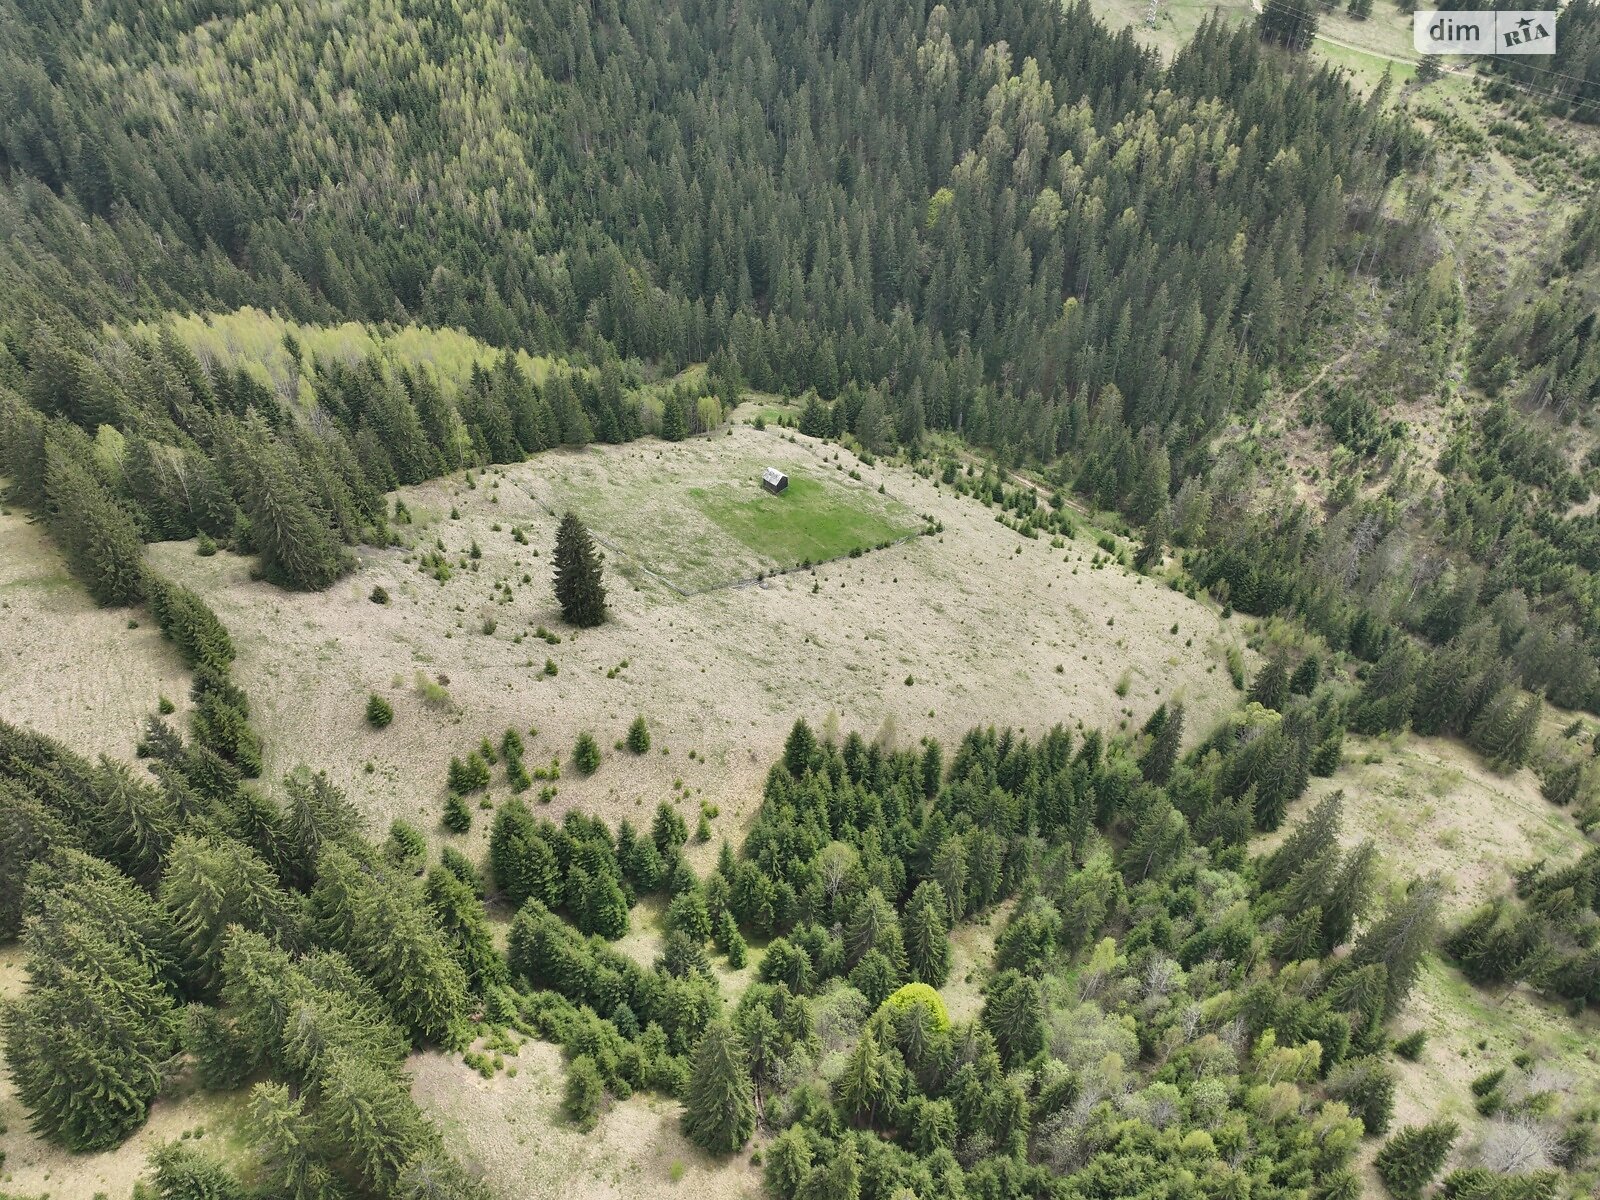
[626,715,651,754]
[563,1055,605,1131]
[1469,1068,1505,1097]
[574,732,601,776]
[385,819,427,869]
[449,751,492,794]
[370,585,389,604]
[1375,1121,1458,1199]
[1391,1031,1427,1061]
[443,794,473,833]
[366,694,394,728]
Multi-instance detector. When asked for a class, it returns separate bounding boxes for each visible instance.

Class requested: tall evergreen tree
[682,1019,755,1154]
[552,511,607,627]
[1375,1121,1458,1199]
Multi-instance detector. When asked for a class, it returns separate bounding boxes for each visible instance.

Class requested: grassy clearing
[1268,731,1589,916]
[525,433,922,593]
[149,423,1245,856]
[412,1042,763,1200]
[692,474,914,573]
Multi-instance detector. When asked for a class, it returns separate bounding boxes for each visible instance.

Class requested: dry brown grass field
[412,1041,764,1200]
[1275,732,1591,915]
[146,422,1250,861]
[0,500,191,762]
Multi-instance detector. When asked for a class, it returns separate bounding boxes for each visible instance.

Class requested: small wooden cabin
[761,467,789,495]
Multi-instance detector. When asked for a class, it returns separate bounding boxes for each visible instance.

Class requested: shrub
[370,585,390,604]
[1469,1068,1505,1097]
[563,1055,605,1131]
[574,732,601,776]
[449,751,491,794]
[385,819,427,869]
[626,715,651,754]
[443,794,473,833]
[1392,1031,1427,1061]
[1375,1121,1458,1199]
[366,694,394,728]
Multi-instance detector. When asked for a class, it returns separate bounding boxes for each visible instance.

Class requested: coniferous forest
[2,0,1600,1197]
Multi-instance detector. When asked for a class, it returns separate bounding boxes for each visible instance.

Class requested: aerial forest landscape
[1,0,1599,1197]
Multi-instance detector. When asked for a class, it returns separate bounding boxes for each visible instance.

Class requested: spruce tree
[838,1026,885,1126]
[161,833,297,989]
[248,1082,340,1200]
[564,1054,606,1129]
[442,793,472,833]
[682,1019,755,1154]
[1375,1121,1458,1199]
[782,718,818,777]
[552,512,607,627]
[1344,880,1442,1018]
[574,731,601,775]
[1260,791,1343,892]
[1326,1056,1397,1137]
[626,715,651,753]
[1140,701,1183,784]
[1248,655,1290,712]
[4,888,180,1151]
[903,881,952,986]
[366,694,394,728]
[1289,655,1322,695]
[319,1051,432,1195]
[148,1139,249,1200]
[425,866,508,993]
[981,970,1045,1068]
[492,807,563,910]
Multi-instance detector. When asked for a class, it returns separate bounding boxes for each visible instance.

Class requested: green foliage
[2,862,180,1150]
[1376,1121,1459,1199]
[147,1140,247,1200]
[564,1055,606,1130]
[1391,1030,1427,1061]
[442,793,473,834]
[366,693,394,729]
[385,819,427,870]
[574,731,601,776]
[682,1020,755,1154]
[553,512,607,628]
[626,715,651,754]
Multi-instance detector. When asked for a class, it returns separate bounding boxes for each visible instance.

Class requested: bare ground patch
[412,1043,762,1200]
[0,503,191,763]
